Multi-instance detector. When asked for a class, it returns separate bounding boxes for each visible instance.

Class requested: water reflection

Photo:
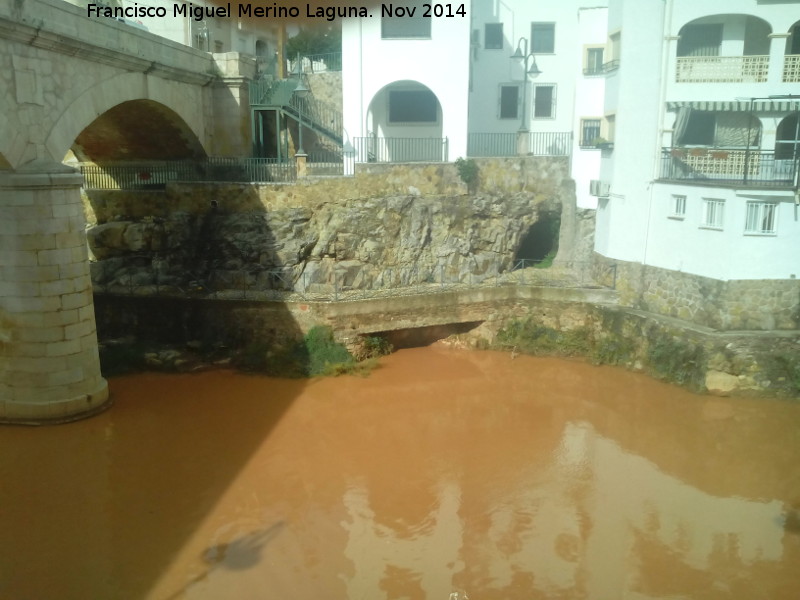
[1,348,799,599]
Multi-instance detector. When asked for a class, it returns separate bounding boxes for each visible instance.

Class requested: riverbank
[94,286,800,398]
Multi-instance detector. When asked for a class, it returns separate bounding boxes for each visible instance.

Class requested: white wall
[572,6,608,209]
[595,0,666,261]
[644,184,798,280]
[468,0,607,136]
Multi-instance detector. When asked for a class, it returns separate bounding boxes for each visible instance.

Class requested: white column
[767,33,790,85]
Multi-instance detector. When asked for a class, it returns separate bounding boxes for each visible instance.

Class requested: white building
[467,0,607,208]
[594,0,800,282]
[341,6,472,162]
[342,1,608,207]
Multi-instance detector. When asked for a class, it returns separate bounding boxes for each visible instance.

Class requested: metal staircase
[250,78,343,148]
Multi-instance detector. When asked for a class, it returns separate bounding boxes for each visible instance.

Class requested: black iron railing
[352,137,449,163]
[466,132,572,157]
[659,148,799,187]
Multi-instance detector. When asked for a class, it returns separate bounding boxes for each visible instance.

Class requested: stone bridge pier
[0,163,108,423]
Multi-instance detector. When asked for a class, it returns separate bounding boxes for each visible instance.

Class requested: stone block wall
[0,167,108,423]
[593,254,800,331]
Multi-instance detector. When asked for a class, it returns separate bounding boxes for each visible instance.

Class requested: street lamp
[293,54,309,155]
[510,38,541,133]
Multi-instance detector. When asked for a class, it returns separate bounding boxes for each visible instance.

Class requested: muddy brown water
[1,346,799,600]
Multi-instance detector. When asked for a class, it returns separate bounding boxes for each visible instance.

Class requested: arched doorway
[775,113,800,160]
[364,80,445,162]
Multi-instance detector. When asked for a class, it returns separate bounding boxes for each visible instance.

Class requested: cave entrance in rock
[514,213,560,267]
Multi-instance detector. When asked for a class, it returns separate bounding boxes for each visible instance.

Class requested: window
[499,85,520,119]
[532,84,555,118]
[677,24,722,57]
[214,40,224,53]
[388,89,438,123]
[485,23,503,49]
[744,202,777,234]
[382,11,431,39]
[585,47,604,75]
[531,22,555,53]
[670,194,686,219]
[580,118,601,146]
[682,112,716,145]
[701,198,724,229]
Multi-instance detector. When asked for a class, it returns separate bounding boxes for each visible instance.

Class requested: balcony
[659,148,799,188]
[675,55,769,83]
[784,55,800,82]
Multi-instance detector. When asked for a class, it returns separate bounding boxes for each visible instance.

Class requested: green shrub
[304,325,354,377]
[494,318,590,357]
[455,157,479,194]
[361,335,393,359]
[645,336,705,387]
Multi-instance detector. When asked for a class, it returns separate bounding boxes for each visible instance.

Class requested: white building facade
[595,0,800,282]
[342,7,471,162]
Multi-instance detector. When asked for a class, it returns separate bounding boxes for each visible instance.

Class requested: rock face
[87,191,559,293]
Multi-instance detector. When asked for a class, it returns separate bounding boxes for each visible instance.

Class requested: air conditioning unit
[589,179,610,198]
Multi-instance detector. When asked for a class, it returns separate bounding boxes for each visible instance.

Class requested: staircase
[250,78,343,149]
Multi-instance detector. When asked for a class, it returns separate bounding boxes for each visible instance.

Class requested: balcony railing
[467,133,516,157]
[80,158,297,189]
[675,55,769,83]
[784,54,800,82]
[659,148,799,187]
[352,137,448,163]
[466,132,572,157]
[287,52,342,73]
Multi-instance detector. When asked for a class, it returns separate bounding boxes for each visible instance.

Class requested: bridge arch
[46,72,209,165]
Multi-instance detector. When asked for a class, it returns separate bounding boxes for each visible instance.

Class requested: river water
[2,346,799,600]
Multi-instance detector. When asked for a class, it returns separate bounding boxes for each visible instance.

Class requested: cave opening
[514,213,560,267]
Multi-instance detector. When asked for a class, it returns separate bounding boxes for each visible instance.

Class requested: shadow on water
[0,96,312,597]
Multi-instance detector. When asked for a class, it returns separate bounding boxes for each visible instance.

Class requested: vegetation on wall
[493,317,590,357]
[644,335,706,389]
[455,157,480,194]
[237,325,380,378]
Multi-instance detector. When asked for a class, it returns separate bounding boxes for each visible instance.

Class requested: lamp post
[293,54,309,156]
[510,37,541,133]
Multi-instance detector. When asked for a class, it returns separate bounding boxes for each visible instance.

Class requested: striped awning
[666,100,800,112]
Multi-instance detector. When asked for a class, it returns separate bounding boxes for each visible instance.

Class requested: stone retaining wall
[593,254,800,331]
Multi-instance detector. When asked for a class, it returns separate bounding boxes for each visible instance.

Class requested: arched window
[775,113,800,160]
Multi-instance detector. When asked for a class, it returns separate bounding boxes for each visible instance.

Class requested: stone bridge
[0,0,255,422]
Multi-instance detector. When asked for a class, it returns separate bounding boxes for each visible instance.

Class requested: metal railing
[249,78,343,143]
[93,260,614,303]
[80,158,296,189]
[287,52,342,73]
[528,132,572,156]
[659,148,799,187]
[467,133,516,157]
[290,93,343,141]
[465,132,572,157]
[352,136,449,163]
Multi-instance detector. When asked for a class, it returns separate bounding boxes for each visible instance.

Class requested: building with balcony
[594,0,799,293]
[341,0,608,207]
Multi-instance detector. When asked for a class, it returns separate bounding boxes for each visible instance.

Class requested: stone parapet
[0,166,109,423]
